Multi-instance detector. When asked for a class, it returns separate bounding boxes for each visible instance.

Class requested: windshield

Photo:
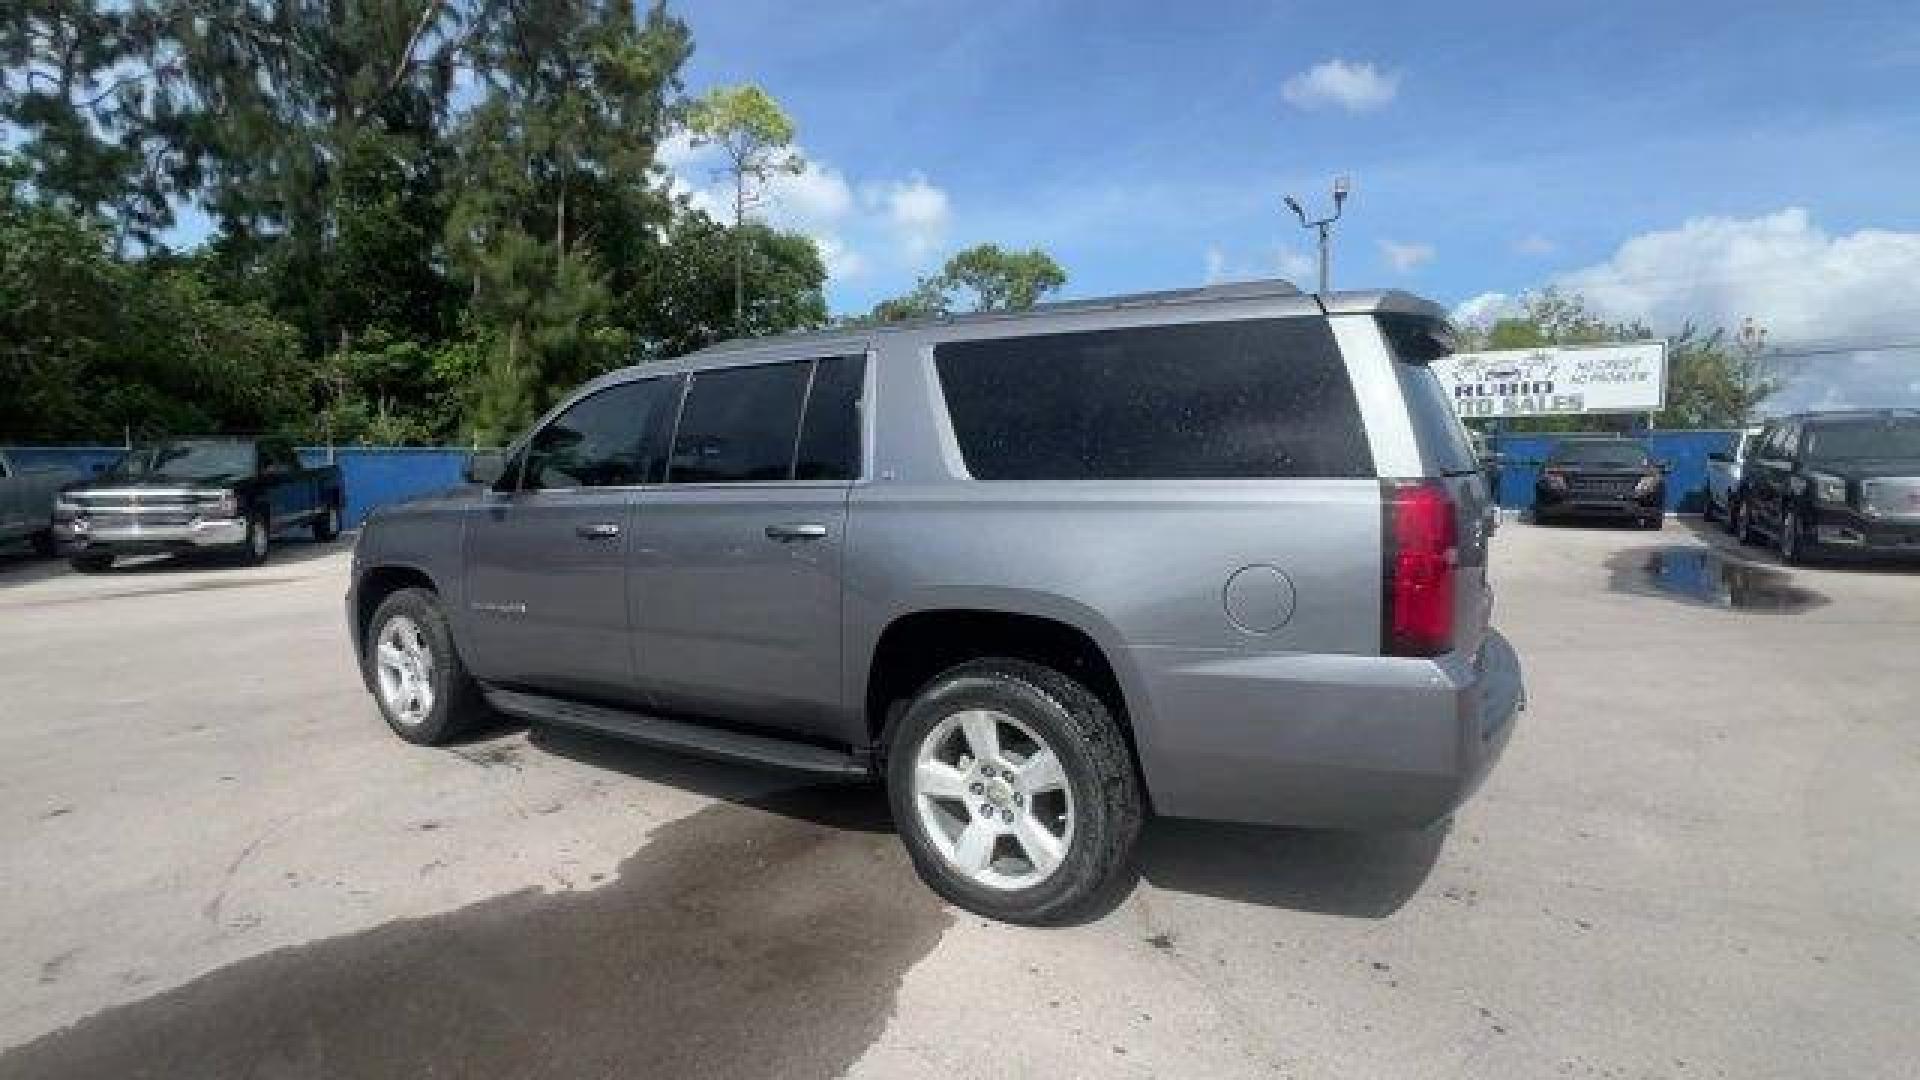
[107,441,255,481]
[1549,441,1652,468]
[1804,417,1920,460]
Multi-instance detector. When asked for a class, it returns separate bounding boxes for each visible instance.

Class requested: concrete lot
[1,521,1916,1079]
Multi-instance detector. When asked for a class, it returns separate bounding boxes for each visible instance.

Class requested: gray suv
[347,280,1523,923]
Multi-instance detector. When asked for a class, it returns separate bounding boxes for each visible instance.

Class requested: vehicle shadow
[518,722,1443,920]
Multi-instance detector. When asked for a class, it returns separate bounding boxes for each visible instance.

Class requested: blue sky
[671,0,1920,406]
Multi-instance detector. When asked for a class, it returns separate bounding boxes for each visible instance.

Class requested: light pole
[1284,175,1350,294]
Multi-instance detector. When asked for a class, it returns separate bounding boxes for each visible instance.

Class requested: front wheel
[366,588,487,745]
[240,512,271,565]
[886,658,1142,925]
[69,551,112,574]
[1735,501,1762,546]
[312,503,341,543]
[1778,509,1817,565]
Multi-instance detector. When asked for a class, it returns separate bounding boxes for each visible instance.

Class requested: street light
[1284,175,1351,294]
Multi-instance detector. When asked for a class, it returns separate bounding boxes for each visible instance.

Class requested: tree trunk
[732,175,746,334]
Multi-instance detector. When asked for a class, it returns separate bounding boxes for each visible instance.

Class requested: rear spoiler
[1316,291,1455,363]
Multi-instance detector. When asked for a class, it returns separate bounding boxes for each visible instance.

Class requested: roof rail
[693,278,1307,355]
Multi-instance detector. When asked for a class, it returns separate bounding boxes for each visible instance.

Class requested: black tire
[239,511,271,565]
[30,529,58,557]
[1702,498,1718,523]
[1735,501,1762,546]
[885,657,1142,925]
[312,502,341,542]
[69,551,112,574]
[1778,509,1816,566]
[365,587,487,745]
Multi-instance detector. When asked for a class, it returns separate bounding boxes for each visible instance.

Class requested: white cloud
[659,133,952,286]
[1282,59,1399,113]
[1203,244,1317,285]
[869,174,951,263]
[1379,239,1435,273]
[1452,291,1522,325]
[1556,207,1920,343]
[1514,233,1555,256]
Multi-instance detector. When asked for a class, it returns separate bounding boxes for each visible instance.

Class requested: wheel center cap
[985,777,1014,807]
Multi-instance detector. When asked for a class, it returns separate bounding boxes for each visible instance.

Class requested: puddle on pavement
[1607,547,1827,612]
[0,786,951,1080]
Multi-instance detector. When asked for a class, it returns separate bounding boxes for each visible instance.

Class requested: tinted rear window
[934,318,1373,480]
[795,354,865,480]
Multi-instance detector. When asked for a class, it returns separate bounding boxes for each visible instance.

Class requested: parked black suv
[1532,437,1667,528]
[1735,409,1920,564]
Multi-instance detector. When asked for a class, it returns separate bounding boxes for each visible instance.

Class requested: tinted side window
[934,318,1373,480]
[669,361,811,483]
[522,377,681,490]
[795,355,865,481]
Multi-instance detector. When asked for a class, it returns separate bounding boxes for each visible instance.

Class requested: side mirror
[1707,451,1731,464]
[464,451,506,487]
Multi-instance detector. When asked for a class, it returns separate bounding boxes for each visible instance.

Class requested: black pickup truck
[53,437,344,572]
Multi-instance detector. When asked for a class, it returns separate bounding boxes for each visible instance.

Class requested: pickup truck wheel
[886,658,1141,925]
[1778,510,1816,566]
[1734,501,1761,546]
[69,551,112,574]
[312,503,341,543]
[30,529,58,557]
[367,588,485,746]
[241,512,270,565]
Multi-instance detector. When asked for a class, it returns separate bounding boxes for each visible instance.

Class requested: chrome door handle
[576,522,621,539]
[765,522,828,541]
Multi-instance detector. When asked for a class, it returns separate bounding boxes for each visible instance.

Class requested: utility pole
[1284,176,1351,294]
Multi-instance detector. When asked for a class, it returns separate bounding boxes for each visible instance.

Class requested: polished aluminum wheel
[375,615,435,726]
[911,708,1073,890]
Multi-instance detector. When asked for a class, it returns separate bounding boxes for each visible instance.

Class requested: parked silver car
[346,280,1525,922]
[1705,426,1762,528]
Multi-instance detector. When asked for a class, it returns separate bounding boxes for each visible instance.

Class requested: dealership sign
[1432,341,1668,418]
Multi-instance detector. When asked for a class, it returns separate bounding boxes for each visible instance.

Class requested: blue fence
[11,430,1743,524]
[1487,430,1739,513]
[5,445,473,528]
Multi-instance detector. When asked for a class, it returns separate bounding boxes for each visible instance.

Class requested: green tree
[447,0,691,441]
[868,242,1067,323]
[0,0,189,250]
[634,213,827,361]
[684,83,803,333]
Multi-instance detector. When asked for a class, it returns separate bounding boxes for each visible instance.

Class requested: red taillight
[1382,479,1457,657]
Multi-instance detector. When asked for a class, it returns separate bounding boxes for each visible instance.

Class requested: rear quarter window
[933,317,1373,480]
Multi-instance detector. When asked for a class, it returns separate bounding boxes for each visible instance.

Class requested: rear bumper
[54,516,247,552]
[1129,630,1524,830]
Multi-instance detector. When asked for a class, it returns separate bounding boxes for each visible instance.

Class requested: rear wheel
[69,551,112,574]
[29,529,58,557]
[887,658,1141,925]
[367,587,487,745]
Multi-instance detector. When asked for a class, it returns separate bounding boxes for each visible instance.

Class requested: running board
[485,688,871,779]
